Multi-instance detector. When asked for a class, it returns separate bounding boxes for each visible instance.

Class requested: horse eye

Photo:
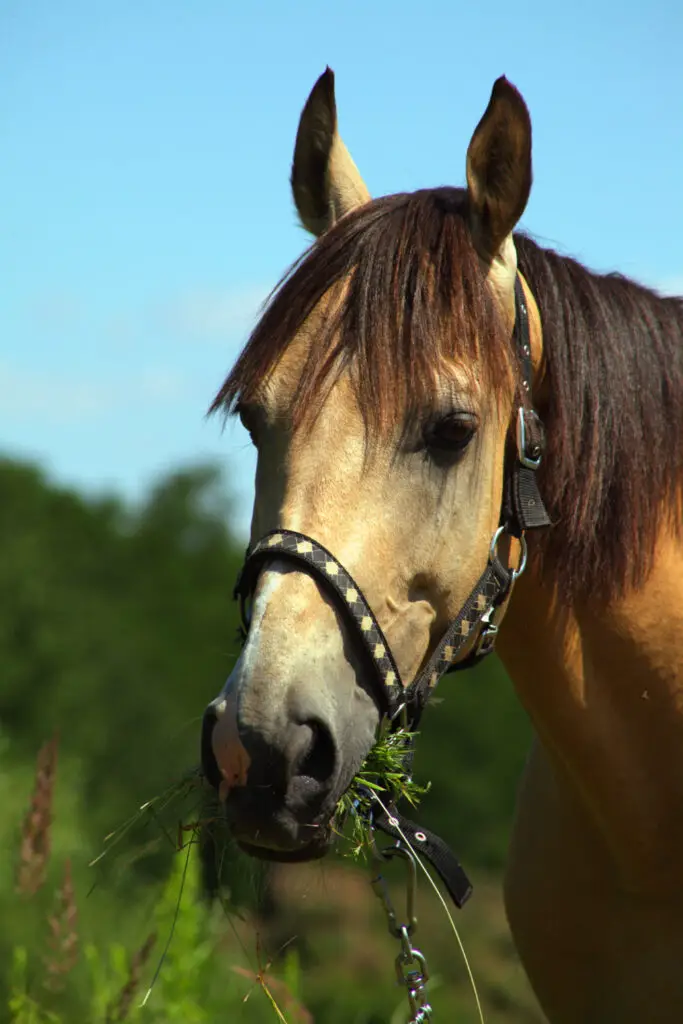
[236,402,258,439]
[423,412,478,455]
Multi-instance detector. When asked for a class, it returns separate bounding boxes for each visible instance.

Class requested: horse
[200,69,683,1022]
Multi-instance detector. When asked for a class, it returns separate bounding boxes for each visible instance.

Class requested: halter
[233,276,550,730]
[230,275,551,912]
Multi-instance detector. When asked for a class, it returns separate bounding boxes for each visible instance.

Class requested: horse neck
[496,522,683,888]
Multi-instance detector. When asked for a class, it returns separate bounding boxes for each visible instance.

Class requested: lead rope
[370,791,486,1024]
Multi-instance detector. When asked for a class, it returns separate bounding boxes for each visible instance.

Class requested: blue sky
[2,0,682,537]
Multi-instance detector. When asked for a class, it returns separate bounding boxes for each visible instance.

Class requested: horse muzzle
[200,684,345,858]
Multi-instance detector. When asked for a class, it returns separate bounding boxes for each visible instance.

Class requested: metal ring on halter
[489,525,528,580]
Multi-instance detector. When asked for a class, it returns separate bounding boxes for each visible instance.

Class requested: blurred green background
[0,455,544,1022]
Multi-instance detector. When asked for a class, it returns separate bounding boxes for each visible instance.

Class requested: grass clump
[334,728,430,857]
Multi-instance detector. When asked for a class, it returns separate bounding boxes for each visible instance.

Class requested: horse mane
[516,235,683,598]
[212,187,683,601]
[211,189,516,432]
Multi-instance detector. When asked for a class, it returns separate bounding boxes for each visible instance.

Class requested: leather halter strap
[235,527,513,719]
[233,274,550,727]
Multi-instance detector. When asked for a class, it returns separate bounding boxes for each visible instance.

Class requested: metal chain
[370,836,433,1022]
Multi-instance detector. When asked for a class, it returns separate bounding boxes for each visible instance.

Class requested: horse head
[200,70,543,860]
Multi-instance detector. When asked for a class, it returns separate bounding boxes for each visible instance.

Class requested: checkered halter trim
[234,529,513,721]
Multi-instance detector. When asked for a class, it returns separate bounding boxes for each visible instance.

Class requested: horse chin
[223,784,338,862]
[237,828,332,863]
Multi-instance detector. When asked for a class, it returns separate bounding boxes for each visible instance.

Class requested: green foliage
[6,835,308,1024]
[8,949,60,1024]
[0,458,248,891]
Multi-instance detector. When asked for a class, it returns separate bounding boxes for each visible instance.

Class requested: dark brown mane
[211,189,515,433]
[212,187,683,600]
[516,234,683,598]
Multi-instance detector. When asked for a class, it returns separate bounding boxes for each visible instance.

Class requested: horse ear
[291,68,371,237]
[466,77,532,262]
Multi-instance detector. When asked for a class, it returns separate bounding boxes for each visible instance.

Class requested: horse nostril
[294,718,337,784]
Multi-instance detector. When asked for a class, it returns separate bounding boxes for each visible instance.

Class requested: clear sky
[2,0,682,537]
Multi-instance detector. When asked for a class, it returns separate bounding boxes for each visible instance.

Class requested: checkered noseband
[234,529,516,724]
[233,277,551,728]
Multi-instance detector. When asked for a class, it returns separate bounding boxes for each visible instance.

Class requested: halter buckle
[474,621,499,657]
[516,407,544,470]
